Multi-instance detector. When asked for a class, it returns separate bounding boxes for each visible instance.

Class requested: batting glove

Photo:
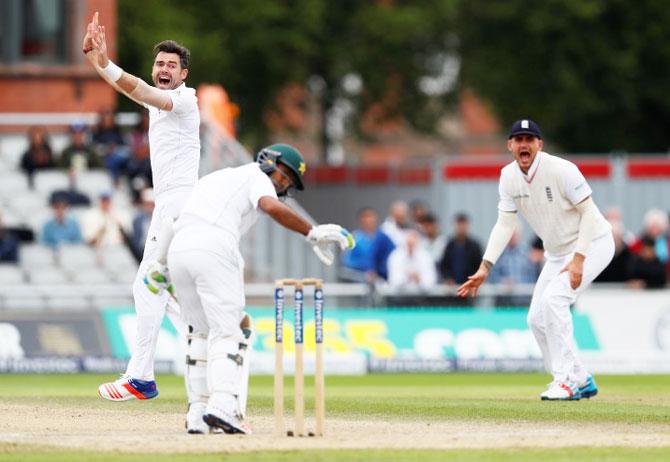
[306,224,356,250]
[144,261,174,296]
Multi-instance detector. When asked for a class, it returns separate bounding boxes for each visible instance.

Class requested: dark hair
[641,236,656,248]
[419,213,437,224]
[454,212,469,223]
[153,40,190,69]
[357,207,377,218]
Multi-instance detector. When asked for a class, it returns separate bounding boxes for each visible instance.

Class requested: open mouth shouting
[519,149,532,163]
[157,74,172,88]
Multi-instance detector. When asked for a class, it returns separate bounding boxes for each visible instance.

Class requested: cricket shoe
[202,395,252,435]
[186,402,208,434]
[98,374,159,401]
[578,375,598,399]
[540,381,581,401]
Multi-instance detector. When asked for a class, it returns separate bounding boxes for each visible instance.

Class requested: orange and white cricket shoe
[98,374,159,401]
[540,381,581,401]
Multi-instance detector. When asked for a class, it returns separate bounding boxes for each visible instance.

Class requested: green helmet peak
[256,143,306,191]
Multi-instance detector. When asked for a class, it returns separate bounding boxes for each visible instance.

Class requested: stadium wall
[298,156,670,242]
[2,288,669,374]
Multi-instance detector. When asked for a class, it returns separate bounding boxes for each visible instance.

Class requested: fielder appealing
[458,119,613,401]
[148,144,355,434]
[83,13,198,400]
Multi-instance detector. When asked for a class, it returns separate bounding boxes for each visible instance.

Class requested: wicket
[274,278,325,437]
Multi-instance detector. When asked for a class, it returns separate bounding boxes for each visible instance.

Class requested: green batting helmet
[256,143,306,190]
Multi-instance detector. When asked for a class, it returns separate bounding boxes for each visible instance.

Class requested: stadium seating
[70,267,110,284]
[77,170,114,198]
[0,265,25,284]
[33,171,70,196]
[58,244,99,270]
[20,244,58,269]
[27,268,70,284]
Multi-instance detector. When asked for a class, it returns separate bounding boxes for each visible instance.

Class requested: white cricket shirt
[498,151,611,258]
[146,83,200,196]
[175,163,277,245]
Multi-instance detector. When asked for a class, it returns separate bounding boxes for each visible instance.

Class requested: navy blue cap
[508,119,542,139]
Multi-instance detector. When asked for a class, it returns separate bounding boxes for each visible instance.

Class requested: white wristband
[100,60,123,82]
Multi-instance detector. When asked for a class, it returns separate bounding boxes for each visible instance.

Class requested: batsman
[147,144,355,433]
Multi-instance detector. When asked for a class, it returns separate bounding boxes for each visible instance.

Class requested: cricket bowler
[83,12,198,401]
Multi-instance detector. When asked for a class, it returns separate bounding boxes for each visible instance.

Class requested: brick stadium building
[0,0,117,130]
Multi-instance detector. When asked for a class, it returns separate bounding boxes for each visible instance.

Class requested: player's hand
[83,12,109,67]
[312,242,335,266]
[144,261,174,296]
[457,266,490,298]
[306,224,356,250]
[560,254,584,290]
[82,12,96,53]
[90,16,109,67]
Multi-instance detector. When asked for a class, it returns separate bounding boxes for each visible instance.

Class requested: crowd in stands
[1,109,157,273]
[3,115,670,295]
[19,108,153,199]
[341,201,670,293]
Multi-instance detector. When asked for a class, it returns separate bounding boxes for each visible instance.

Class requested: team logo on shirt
[545,186,553,202]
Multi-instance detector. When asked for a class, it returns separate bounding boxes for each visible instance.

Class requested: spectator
[41,198,83,248]
[416,213,447,264]
[131,188,155,260]
[628,236,666,289]
[438,212,482,284]
[630,209,669,264]
[58,122,101,172]
[20,125,55,188]
[488,230,537,307]
[342,207,395,281]
[488,230,538,285]
[381,200,410,246]
[604,206,635,245]
[82,192,131,248]
[49,169,92,208]
[93,108,127,185]
[126,111,153,201]
[529,236,545,279]
[0,211,19,263]
[595,220,632,282]
[388,229,437,291]
[409,199,429,227]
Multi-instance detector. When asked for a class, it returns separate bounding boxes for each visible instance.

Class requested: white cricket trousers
[527,232,614,384]
[168,227,248,408]
[125,187,191,381]
[167,226,245,340]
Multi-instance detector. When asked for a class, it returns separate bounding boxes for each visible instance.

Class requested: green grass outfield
[0,373,669,461]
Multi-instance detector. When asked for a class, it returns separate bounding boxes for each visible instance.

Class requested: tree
[458,0,670,152]
[118,0,459,151]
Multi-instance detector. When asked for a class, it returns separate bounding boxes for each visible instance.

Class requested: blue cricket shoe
[578,375,598,399]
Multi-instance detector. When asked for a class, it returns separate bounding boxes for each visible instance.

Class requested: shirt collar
[518,151,543,183]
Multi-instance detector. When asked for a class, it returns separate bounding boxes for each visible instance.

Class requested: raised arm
[83,12,173,110]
